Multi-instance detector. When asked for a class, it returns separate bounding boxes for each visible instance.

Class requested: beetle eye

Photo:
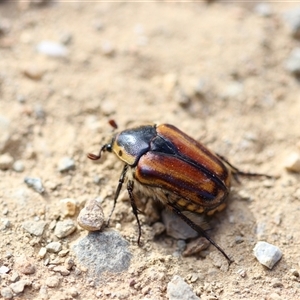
[106,144,112,152]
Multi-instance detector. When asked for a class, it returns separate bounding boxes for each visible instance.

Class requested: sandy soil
[1,1,300,299]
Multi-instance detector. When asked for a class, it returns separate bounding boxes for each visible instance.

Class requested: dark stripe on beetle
[136,153,226,205]
[151,134,229,193]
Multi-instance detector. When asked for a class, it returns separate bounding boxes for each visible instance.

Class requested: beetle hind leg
[216,153,273,181]
[127,180,143,246]
[167,202,233,265]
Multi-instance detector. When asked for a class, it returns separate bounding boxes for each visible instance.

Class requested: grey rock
[284,7,300,38]
[46,241,62,253]
[22,220,46,236]
[58,156,75,172]
[24,177,45,194]
[73,231,132,278]
[253,241,282,269]
[9,280,31,294]
[0,287,13,299]
[167,275,200,300]
[161,209,198,240]
[36,40,68,57]
[54,219,76,238]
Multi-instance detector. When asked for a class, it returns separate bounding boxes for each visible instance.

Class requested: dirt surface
[1,1,300,300]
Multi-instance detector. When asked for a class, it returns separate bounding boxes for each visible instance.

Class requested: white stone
[253,241,282,269]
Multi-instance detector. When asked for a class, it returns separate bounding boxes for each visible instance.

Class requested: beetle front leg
[167,202,233,265]
[107,164,129,227]
[127,180,142,246]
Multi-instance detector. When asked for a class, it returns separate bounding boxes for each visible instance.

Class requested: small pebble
[45,276,60,288]
[101,41,115,57]
[253,241,282,269]
[9,272,20,282]
[22,220,46,236]
[36,40,68,57]
[163,73,178,94]
[9,280,31,294]
[59,198,77,217]
[268,293,281,300]
[53,265,70,276]
[24,177,45,194]
[254,3,272,17]
[283,7,300,38]
[59,32,73,45]
[58,157,75,172]
[237,268,247,278]
[0,153,13,170]
[54,219,76,238]
[0,115,10,153]
[68,287,79,298]
[38,247,47,258]
[1,287,13,299]
[167,275,200,300]
[15,255,36,275]
[64,257,74,270]
[22,65,44,80]
[221,81,243,99]
[46,242,62,253]
[13,160,25,172]
[1,218,11,230]
[285,48,300,76]
[77,198,105,231]
[0,266,10,274]
[290,268,299,277]
[270,278,283,288]
[284,152,300,172]
[58,249,69,257]
[182,237,210,257]
[39,285,49,299]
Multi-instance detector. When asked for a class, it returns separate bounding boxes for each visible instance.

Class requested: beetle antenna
[108,119,118,130]
[87,144,110,161]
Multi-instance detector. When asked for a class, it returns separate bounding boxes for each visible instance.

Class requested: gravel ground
[1,1,300,299]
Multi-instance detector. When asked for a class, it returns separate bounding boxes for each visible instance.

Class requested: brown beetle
[88,123,271,264]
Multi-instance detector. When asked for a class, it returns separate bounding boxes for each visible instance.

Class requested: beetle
[88,123,271,264]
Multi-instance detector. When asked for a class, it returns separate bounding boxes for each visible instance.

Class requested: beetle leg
[107,164,129,227]
[127,180,142,246]
[167,202,233,264]
[216,153,273,181]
